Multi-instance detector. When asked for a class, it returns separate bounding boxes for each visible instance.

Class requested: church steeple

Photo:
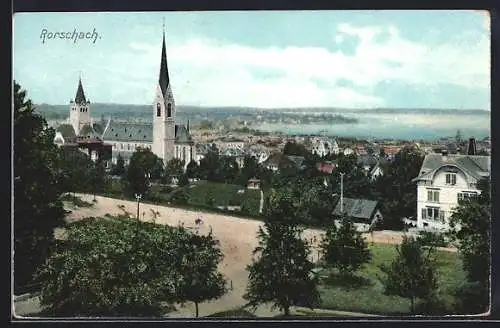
[158,23,170,97]
[75,77,87,104]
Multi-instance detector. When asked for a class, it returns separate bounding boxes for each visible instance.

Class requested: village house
[332,198,383,232]
[412,141,490,231]
[316,160,337,174]
[262,152,306,172]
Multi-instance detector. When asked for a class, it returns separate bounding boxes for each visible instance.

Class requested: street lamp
[135,193,142,220]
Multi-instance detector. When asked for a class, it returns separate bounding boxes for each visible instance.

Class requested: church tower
[69,77,91,135]
[152,26,176,164]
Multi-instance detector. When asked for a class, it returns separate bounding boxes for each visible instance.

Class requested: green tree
[164,158,185,182]
[377,146,424,230]
[380,235,438,314]
[35,216,226,316]
[448,178,490,313]
[244,188,320,316]
[186,160,199,179]
[239,155,259,186]
[14,81,65,293]
[112,154,126,176]
[175,230,228,317]
[178,173,189,187]
[89,160,106,200]
[220,156,239,183]
[199,145,222,182]
[123,150,159,197]
[283,141,308,157]
[321,215,372,276]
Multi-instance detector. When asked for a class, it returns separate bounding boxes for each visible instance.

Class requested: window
[167,103,172,117]
[422,207,443,222]
[183,147,186,162]
[120,144,123,150]
[127,144,130,151]
[458,191,478,203]
[156,103,161,117]
[446,173,457,185]
[427,189,440,202]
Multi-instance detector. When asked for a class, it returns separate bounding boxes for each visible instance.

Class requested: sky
[13,10,490,109]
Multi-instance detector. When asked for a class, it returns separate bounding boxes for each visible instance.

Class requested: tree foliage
[35,216,227,317]
[123,149,162,196]
[244,188,320,316]
[376,146,424,229]
[175,230,228,317]
[447,178,490,313]
[380,235,438,314]
[111,154,126,176]
[321,215,372,276]
[14,81,65,293]
[185,160,200,179]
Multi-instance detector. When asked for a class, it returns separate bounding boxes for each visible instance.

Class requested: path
[258,190,264,214]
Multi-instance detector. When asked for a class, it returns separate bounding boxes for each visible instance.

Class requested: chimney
[467,137,477,156]
[441,149,448,161]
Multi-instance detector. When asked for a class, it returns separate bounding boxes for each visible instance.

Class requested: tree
[175,230,228,317]
[239,155,259,186]
[380,235,438,314]
[220,156,239,183]
[89,160,106,200]
[14,81,66,293]
[35,216,227,316]
[447,178,490,313]
[377,146,424,230]
[283,141,308,157]
[112,154,126,176]
[165,158,185,182]
[244,188,320,316]
[186,160,199,179]
[178,173,189,187]
[321,215,372,276]
[198,145,222,182]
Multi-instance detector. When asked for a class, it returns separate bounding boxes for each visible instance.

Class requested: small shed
[247,178,261,190]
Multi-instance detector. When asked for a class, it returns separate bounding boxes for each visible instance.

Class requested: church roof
[79,123,102,138]
[158,30,170,97]
[103,121,153,142]
[75,78,87,104]
[56,124,76,140]
[175,125,193,144]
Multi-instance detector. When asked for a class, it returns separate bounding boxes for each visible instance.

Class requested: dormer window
[157,103,161,117]
[445,173,457,185]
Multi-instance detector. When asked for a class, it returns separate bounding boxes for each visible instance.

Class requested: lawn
[317,243,465,316]
[179,181,262,216]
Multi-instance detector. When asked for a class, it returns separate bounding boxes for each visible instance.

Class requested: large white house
[412,151,490,231]
[54,27,195,168]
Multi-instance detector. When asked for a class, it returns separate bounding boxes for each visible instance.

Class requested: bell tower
[152,23,176,164]
[69,75,91,135]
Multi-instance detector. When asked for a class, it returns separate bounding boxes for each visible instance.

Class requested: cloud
[122,23,488,108]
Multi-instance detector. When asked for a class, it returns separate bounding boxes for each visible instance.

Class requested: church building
[55,27,195,168]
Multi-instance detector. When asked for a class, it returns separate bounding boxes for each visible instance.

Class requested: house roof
[333,198,379,220]
[413,154,490,182]
[56,124,76,140]
[286,155,305,167]
[357,155,378,167]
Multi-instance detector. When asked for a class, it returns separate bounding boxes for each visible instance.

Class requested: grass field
[317,243,465,315]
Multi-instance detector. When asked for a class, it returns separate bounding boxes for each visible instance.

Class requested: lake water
[257,112,490,141]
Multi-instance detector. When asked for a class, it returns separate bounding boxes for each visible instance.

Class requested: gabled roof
[413,154,490,182]
[56,124,76,140]
[79,123,103,139]
[357,155,378,167]
[175,125,193,144]
[333,198,379,220]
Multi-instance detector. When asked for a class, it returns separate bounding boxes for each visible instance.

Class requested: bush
[417,231,448,248]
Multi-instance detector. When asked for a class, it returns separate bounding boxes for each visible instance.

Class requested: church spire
[75,76,87,104]
[158,21,170,97]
